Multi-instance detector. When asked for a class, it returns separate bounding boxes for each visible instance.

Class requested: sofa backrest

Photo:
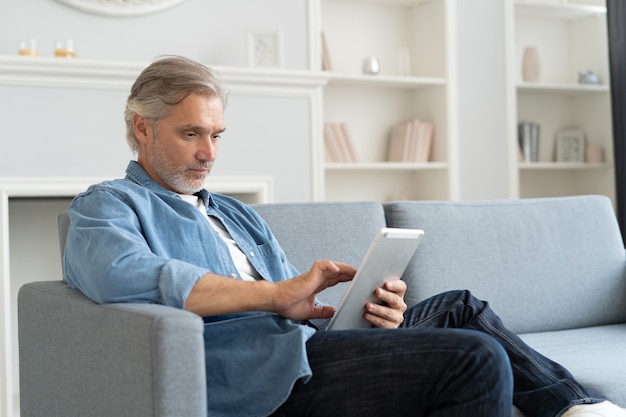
[384,195,626,334]
[252,201,386,306]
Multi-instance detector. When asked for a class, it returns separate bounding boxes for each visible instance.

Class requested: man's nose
[197,138,218,161]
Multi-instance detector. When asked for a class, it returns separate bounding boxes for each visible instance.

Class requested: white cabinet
[318,0,457,201]
[511,0,615,201]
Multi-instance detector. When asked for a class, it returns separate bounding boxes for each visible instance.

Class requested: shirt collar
[124,160,218,210]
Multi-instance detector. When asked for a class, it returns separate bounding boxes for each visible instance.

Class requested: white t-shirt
[179,194,261,282]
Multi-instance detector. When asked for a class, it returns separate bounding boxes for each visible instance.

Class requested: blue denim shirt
[64,161,316,417]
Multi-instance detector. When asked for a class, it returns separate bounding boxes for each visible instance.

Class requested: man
[64,56,625,417]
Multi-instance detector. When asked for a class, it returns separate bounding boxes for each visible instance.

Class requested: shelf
[324,72,446,89]
[325,162,448,171]
[320,0,452,200]
[512,1,615,203]
[515,1,606,20]
[519,162,611,170]
[518,82,609,95]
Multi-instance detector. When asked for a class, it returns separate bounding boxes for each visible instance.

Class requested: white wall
[0,83,316,202]
[454,0,512,200]
[0,0,309,67]
[213,93,314,201]
[0,85,132,178]
[0,0,314,203]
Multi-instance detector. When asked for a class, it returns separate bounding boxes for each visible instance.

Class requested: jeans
[273,290,605,417]
[400,290,605,417]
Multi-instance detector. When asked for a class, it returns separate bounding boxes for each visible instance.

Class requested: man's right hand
[272,260,356,321]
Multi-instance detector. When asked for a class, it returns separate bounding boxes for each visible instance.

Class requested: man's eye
[184,132,197,139]
[212,134,221,142]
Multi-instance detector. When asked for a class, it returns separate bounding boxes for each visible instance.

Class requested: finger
[312,260,356,278]
[374,287,406,311]
[311,304,336,319]
[317,261,356,286]
[331,261,357,278]
[314,259,340,274]
[384,279,407,295]
[364,304,404,328]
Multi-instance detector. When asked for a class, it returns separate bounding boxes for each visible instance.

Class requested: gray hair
[124,56,228,154]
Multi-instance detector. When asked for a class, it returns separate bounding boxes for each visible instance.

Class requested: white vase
[522,46,540,82]
[362,56,380,75]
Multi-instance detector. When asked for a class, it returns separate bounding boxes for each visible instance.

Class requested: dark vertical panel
[607,0,626,241]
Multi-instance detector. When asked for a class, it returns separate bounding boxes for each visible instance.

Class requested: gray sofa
[18,194,626,417]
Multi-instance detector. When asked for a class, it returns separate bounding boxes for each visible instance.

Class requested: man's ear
[133,114,150,145]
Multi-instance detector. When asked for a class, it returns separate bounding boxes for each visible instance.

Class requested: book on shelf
[324,122,358,163]
[386,119,434,163]
[321,32,333,71]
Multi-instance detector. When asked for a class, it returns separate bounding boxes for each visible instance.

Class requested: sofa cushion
[384,195,626,334]
[253,201,386,306]
[520,324,626,408]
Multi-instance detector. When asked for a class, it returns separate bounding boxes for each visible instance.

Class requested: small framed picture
[555,128,585,162]
[247,31,284,68]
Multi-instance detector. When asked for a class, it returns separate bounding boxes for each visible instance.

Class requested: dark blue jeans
[273,290,604,417]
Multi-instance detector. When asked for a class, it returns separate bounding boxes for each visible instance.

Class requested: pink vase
[522,46,540,82]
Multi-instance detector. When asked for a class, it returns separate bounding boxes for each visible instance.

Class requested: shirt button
[231,273,237,279]
[249,251,254,257]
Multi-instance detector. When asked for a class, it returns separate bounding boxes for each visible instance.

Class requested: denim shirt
[64,161,316,417]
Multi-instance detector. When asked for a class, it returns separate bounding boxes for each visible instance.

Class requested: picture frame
[247,31,284,68]
[555,128,585,163]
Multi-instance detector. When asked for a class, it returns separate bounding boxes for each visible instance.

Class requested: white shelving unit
[511,0,615,202]
[318,0,456,201]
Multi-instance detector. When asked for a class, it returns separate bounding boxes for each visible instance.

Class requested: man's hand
[272,260,356,321]
[363,279,407,328]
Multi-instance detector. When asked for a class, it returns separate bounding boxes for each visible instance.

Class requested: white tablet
[326,227,424,331]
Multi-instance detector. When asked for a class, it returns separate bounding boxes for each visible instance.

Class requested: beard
[148,136,213,195]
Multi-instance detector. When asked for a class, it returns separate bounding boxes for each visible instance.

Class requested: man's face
[134,93,225,195]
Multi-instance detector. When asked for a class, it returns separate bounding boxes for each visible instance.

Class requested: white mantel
[0,55,329,90]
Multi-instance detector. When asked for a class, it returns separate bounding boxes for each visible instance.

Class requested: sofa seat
[520,323,626,405]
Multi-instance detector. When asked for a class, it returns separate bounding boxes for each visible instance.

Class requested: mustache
[188,162,213,170]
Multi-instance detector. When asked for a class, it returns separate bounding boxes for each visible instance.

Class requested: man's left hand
[364,279,407,328]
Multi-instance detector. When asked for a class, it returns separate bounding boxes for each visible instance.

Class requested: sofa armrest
[18,281,207,417]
